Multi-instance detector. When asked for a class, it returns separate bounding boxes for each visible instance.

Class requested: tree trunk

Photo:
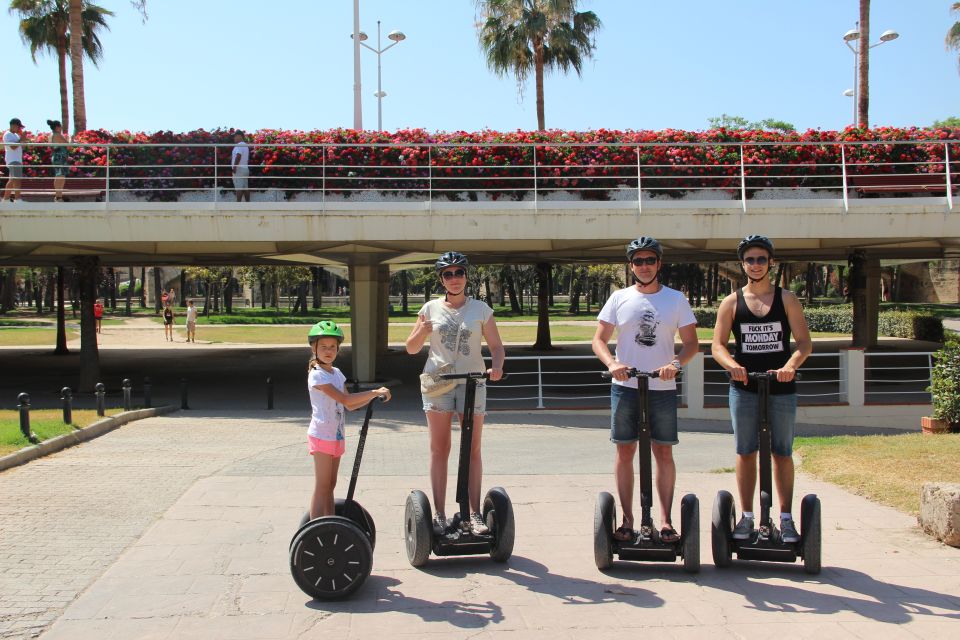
[139,267,146,307]
[55,266,68,354]
[75,257,100,392]
[311,267,321,309]
[57,35,69,130]
[108,267,117,310]
[125,267,133,316]
[2,268,17,312]
[153,267,163,313]
[224,273,234,314]
[547,264,554,307]
[400,269,408,313]
[260,278,267,309]
[858,0,870,128]
[532,262,553,350]
[179,270,187,307]
[45,271,55,311]
[805,262,815,305]
[569,267,583,314]
[69,0,86,133]
[503,266,521,313]
[534,37,546,130]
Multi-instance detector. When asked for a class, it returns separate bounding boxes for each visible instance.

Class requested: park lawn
[794,433,960,516]
[0,409,121,457]
[0,327,78,346]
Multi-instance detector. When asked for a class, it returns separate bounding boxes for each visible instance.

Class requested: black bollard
[143,376,152,409]
[267,377,274,410]
[18,393,39,444]
[95,382,106,417]
[122,378,132,411]
[180,378,189,410]
[61,386,73,425]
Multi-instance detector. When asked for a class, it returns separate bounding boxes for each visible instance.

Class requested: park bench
[847,172,957,197]
[5,176,107,202]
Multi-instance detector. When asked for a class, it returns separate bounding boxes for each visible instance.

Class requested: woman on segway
[405,252,505,537]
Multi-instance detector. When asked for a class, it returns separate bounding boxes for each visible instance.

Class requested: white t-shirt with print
[418,297,493,380]
[307,365,346,442]
[597,285,697,391]
[3,131,22,164]
[231,141,249,169]
[185,305,197,323]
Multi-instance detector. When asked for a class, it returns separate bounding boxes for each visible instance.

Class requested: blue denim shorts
[423,381,487,415]
[729,386,797,456]
[610,385,678,445]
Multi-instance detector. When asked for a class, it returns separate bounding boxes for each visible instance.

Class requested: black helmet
[737,235,774,261]
[626,236,662,260]
[435,251,469,272]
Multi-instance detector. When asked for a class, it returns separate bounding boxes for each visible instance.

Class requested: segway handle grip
[601,369,662,380]
[438,371,508,381]
[724,370,802,381]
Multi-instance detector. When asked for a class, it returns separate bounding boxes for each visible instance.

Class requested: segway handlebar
[602,368,680,380]
[723,371,802,381]
[438,371,508,381]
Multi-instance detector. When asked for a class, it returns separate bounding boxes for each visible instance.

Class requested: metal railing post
[322,143,327,212]
[946,142,953,211]
[61,386,73,425]
[533,145,538,208]
[95,382,106,417]
[636,146,642,214]
[18,393,39,444]
[536,358,545,409]
[428,146,433,207]
[739,144,747,212]
[105,145,111,203]
[213,145,219,203]
[841,144,849,213]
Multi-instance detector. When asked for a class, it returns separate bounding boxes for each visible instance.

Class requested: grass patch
[0,327,78,346]
[0,409,122,456]
[709,467,735,474]
[795,433,960,516]
[880,302,960,321]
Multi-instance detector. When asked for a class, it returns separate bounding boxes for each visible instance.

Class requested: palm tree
[947,2,960,71]
[67,0,144,132]
[10,0,112,132]
[476,0,601,130]
[858,0,870,128]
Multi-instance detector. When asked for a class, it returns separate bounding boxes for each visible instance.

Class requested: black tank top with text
[731,286,795,395]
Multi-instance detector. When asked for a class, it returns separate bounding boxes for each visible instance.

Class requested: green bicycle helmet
[308,320,344,345]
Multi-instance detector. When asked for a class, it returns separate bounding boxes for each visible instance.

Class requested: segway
[289,396,385,599]
[404,371,514,566]
[595,369,700,573]
[711,372,821,574]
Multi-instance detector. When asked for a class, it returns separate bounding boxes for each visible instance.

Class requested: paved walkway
[1,410,956,639]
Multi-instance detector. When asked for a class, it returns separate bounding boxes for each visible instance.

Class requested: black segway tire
[483,486,515,563]
[800,494,822,575]
[680,493,700,574]
[336,498,377,551]
[594,491,616,570]
[712,490,735,568]
[404,490,433,567]
[290,511,312,552]
[289,516,372,600]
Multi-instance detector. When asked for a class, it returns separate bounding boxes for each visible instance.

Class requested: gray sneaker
[432,513,448,536]
[470,512,490,535]
[780,518,800,543]
[733,515,755,540]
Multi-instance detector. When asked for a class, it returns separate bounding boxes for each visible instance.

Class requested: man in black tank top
[711,235,811,543]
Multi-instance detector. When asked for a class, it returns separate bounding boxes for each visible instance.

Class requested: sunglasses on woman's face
[441,268,466,280]
[743,256,769,266]
[630,257,659,266]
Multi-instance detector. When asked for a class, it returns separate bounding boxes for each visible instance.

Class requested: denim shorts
[233,166,249,190]
[423,381,487,415]
[7,162,22,179]
[610,385,678,445]
[729,386,797,456]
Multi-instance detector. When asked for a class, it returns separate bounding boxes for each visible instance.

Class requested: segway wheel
[336,498,377,551]
[594,491,616,570]
[404,490,433,567]
[800,494,822,575]
[290,511,312,552]
[289,516,372,600]
[711,490,735,568]
[680,493,700,574]
[483,486,515,563]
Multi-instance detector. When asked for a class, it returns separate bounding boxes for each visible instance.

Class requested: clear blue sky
[1,0,958,133]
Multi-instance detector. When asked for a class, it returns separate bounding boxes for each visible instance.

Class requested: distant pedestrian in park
[163,303,175,341]
[3,118,25,202]
[231,130,250,203]
[305,320,390,518]
[167,288,177,307]
[93,298,104,334]
[184,299,197,343]
[46,119,69,202]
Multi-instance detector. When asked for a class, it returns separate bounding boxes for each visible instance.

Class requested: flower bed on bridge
[8,127,959,201]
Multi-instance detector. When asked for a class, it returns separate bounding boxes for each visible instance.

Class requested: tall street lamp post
[843,23,899,127]
[355,21,406,132]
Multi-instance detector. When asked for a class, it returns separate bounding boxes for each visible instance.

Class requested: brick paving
[1,410,958,639]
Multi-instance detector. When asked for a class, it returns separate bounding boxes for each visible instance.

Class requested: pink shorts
[308,435,346,458]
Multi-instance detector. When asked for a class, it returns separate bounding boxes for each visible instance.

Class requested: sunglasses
[441,268,467,280]
[630,257,659,266]
[743,256,769,266]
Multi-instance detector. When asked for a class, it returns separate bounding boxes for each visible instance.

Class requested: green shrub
[878,311,945,343]
[803,306,854,333]
[692,308,717,326]
[929,340,960,424]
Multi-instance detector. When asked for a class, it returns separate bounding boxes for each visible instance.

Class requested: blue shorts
[729,386,797,457]
[423,381,487,415]
[610,385,678,446]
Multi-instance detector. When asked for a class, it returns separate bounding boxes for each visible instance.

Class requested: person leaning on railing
[47,119,70,202]
[3,117,25,203]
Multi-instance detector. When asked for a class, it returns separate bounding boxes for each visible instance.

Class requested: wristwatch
[671,359,682,371]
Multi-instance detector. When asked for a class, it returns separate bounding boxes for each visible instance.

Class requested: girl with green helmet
[305,320,391,519]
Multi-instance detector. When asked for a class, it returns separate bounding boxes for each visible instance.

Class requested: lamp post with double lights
[842,23,899,127]
[353,21,406,132]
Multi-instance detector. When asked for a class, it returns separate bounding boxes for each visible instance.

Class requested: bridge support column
[839,347,865,407]
[849,250,880,348]
[681,352,705,417]
[349,264,389,383]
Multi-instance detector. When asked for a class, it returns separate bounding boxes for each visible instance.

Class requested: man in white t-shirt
[592,236,699,544]
[3,118,25,202]
[184,299,198,343]
[231,130,250,202]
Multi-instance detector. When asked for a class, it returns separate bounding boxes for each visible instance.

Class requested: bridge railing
[7,140,958,209]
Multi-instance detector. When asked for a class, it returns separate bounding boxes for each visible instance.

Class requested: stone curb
[0,405,178,473]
